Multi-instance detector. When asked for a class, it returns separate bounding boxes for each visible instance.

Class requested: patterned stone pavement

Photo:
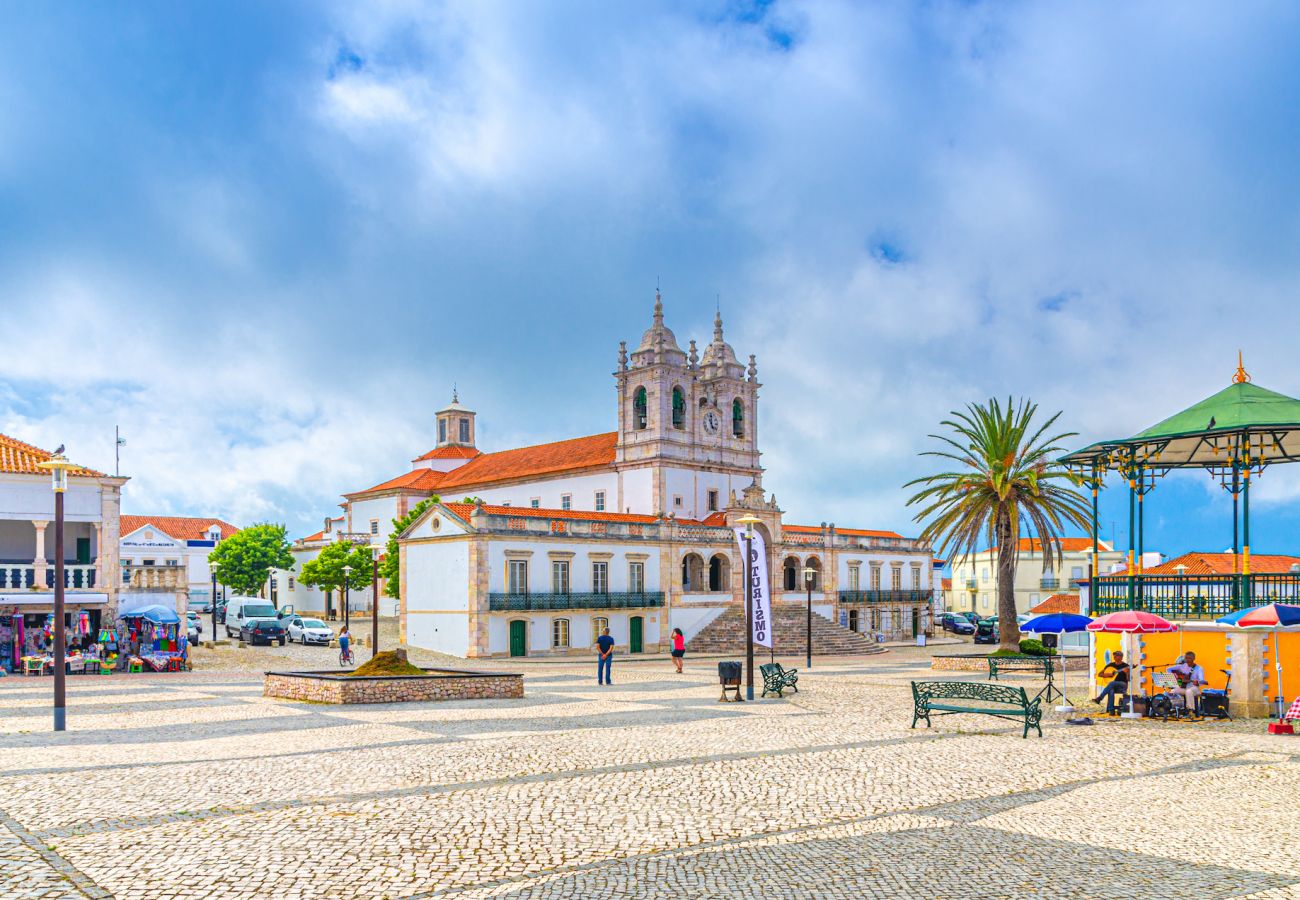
[1,646,1298,899]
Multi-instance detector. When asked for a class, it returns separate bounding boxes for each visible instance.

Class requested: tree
[299,541,374,614]
[208,523,294,597]
[905,397,1090,651]
[380,497,437,599]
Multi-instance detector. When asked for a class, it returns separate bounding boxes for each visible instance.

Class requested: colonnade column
[31,520,49,587]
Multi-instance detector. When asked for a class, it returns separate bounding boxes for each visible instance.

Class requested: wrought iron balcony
[837,589,932,605]
[1039,576,1061,590]
[488,591,666,612]
[964,579,978,590]
[1092,572,1300,619]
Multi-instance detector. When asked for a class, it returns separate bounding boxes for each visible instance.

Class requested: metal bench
[911,680,1043,738]
[986,655,1055,681]
[760,663,798,698]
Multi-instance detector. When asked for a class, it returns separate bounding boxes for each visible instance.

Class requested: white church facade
[285,295,934,657]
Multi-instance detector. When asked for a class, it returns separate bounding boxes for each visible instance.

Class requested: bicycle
[339,645,355,668]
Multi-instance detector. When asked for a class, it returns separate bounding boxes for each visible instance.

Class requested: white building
[118,515,240,609]
[0,433,127,671]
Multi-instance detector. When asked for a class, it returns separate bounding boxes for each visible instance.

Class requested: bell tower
[435,389,476,449]
[614,290,694,466]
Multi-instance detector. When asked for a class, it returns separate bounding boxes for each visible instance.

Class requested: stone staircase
[687,604,886,656]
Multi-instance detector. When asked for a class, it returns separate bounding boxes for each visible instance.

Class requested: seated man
[1093,651,1131,714]
[1167,651,1208,712]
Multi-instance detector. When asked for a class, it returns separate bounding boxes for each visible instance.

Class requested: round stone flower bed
[264,667,524,704]
[931,653,1089,672]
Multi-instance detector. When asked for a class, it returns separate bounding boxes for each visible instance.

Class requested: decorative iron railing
[837,589,932,605]
[964,579,978,591]
[488,591,666,611]
[1040,576,1061,590]
[1092,572,1300,618]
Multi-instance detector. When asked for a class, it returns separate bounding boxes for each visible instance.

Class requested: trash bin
[717,661,742,702]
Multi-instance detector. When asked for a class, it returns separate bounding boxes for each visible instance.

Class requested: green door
[509,620,527,657]
[76,538,91,565]
[629,616,643,654]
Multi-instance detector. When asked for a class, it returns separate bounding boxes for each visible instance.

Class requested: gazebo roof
[1063,360,1300,471]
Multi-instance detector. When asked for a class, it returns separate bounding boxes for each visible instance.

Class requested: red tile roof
[120,516,240,542]
[0,433,103,477]
[1143,552,1300,576]
[701,512,729,526]
[941,578,953,591]
[1029,593,1081,615]
[351,432,617,499]
[785,524,904,539]
[414,445,482,461]
[991,538,1114,553]
[442,502,663,525]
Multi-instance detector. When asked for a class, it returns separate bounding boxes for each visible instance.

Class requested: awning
[0,592,108,607]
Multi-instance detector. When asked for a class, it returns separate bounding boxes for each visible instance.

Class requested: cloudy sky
[3,1,1299,557]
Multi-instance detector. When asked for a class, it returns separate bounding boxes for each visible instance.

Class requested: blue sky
[2,1,1300,557]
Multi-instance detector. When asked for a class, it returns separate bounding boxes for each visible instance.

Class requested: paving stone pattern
[1,643,1297,899]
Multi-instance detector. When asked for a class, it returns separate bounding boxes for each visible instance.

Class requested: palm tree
[906,397,1090,651]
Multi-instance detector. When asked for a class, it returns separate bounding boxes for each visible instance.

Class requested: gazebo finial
[1233,350,1251,384]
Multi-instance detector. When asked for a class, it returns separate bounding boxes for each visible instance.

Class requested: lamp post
[38,451,74,732]
[802,565,815,669]
[210,568,218,645]
[342,565,353,633]
[369,545,381,658]
[736,514,762,701]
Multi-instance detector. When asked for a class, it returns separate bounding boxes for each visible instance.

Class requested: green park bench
[986,655,1055,681]
[760,663,799,698]
[910,680,1043,738]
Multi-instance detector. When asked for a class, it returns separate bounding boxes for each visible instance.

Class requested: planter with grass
[264,649,523,704]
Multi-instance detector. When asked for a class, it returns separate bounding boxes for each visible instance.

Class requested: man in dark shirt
[596,628,615,685]
[1093,650,1131,715]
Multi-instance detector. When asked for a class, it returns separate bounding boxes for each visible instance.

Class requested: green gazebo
[1061,356,1300,618]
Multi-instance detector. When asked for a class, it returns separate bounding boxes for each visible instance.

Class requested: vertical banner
[734,526,773,648]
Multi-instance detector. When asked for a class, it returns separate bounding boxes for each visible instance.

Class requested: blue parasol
[120,605,181,625]
[1215,606,1262,626]
[1021,613,1093,711]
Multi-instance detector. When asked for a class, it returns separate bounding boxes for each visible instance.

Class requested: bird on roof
[53,444,64,455]
[1206,417,1216,431]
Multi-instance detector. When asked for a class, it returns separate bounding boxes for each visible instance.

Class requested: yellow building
[950,538,1124,616]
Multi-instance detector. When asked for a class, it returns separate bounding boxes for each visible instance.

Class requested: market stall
[3,601,109,675]
[118,604,187,672]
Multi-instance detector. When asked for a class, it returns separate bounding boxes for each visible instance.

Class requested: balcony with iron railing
[488,591,666,612]
[964,578,978,591]
[1092,572,1300,619]
[0,562,99,591]
[1039,575,1061,591]
[837,589,932,605]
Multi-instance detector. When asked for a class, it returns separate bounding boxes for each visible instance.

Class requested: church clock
[702,410,721,435]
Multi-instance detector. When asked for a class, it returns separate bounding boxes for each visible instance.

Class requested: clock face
[702,411,721,435]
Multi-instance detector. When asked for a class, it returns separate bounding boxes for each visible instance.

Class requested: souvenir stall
[118,605,187,672]
[8,604,110,675]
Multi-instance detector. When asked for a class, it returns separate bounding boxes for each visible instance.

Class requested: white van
[224,597,280,638]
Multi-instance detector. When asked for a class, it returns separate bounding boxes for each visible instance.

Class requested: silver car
[185,610,202,644]
[285,616,333,646]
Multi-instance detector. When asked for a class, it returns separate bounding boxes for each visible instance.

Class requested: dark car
[239,617,287,646]
[974,617,998,644]
[941,613,975,635]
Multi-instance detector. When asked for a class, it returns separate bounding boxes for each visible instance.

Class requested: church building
[283,294,934,657]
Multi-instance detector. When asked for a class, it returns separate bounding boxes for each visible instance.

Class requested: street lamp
[342,565,353,633]
[736,514,762,701]
[802,565,815,670]
[210,567,218,645]
[368,544,382,658]
[37,450,74,732]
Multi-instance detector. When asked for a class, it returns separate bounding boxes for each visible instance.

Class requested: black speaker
[1041,633,1058,649]
[1201,691,1230,719]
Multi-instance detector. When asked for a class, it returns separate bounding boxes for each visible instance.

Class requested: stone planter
[264,668,524,704]
[930,654,1089,672]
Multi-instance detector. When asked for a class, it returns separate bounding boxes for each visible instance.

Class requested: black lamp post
[342,565,353,633]
[39,450,73,732]
[802,565,815,669]
[210,569,218,645]
[736,514,762,701]
[369,545,381,658]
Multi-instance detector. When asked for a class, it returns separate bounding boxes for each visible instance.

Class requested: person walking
[596,627,614,685]
[670,627,685,674]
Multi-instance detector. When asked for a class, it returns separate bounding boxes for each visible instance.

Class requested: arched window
[783,556,800,591]
[671,387,685,429]
[708,554,730,591]
[634,387,648,429]
[552,618,570,649]
[732,399,744,437]
[681,553,705,592]
[804,556,822,591]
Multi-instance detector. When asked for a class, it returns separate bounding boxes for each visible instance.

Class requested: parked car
[239,617,287,646]
[957,611,980,625]
[224,598,280,638]
[185,611,202,644]
[974,617,998,644]
[285,616,333,646]
[215,600,228,624]
[190,598,213,614]
[941,613,975,635]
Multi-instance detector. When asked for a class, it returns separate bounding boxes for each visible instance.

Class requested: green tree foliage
[208,523,294,597]
[380,497,437,599]
[299,541,375,601]
[905,397,1089,651]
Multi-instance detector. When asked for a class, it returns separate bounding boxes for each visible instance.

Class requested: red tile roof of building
[785,524,904,539]
[353,468,448,496]
[413,445,482,461]
[941,578,953,591]
[1143,552,1300,576]
[1029,593,1081,615]
[700,512,729,526]
[120,516,240,541]
[441,502,663,525]
[990,538,1114,553]
[0,433,103,477]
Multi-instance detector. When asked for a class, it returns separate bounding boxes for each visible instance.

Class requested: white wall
[660,467,748,520]
[348,496,400,543]
[489,609,657,654]
[670,604,727,640]
[0,475,103,522]
[405,539,471,655]
[619,468,653,515]
[408,612,471,656]
[469,471,619,513]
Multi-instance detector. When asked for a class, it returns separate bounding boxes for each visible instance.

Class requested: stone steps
[687,604,886,655]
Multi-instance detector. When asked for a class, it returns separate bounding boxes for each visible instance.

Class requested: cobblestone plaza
[3,645,1298,899]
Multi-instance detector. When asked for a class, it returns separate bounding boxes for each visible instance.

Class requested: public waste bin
[916,633,927,647]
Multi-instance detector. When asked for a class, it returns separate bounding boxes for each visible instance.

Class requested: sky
[2,1,1300,558]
